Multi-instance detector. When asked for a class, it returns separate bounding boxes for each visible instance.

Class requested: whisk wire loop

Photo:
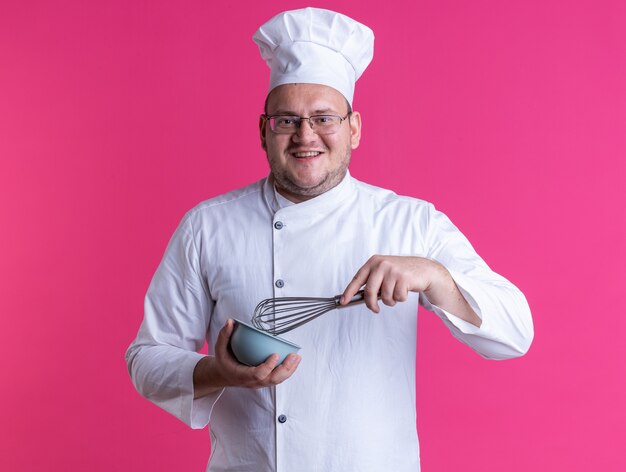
[251,290,367,335]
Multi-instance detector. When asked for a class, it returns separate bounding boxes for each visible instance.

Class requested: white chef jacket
[126,172,533,472]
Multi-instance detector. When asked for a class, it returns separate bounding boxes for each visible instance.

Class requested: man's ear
[259,115,268,151]
[349,111,362,149]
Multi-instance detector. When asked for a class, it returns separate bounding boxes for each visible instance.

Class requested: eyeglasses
[264,113,351,135]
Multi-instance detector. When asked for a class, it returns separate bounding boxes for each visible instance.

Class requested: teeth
[293,152,321,157]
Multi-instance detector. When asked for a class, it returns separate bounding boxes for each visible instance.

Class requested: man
[126,8,533,471]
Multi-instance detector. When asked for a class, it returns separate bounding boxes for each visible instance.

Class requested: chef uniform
[126,8,533,472]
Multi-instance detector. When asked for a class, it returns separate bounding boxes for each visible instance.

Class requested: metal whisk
[251,290,369,335]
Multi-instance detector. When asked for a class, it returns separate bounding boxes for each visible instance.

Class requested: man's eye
[314,116,334,125]
[276,117,298,126]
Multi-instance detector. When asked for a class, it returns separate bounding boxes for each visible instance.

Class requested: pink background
[1,0,624,470]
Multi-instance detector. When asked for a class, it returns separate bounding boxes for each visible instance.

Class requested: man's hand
[193,319,301,399]
[340,255,482,327]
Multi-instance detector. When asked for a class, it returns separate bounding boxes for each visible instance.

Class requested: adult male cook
[126,7,533,471]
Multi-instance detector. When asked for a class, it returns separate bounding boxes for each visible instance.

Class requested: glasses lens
[268,115,345,134]
[270,116,299,134]
[310,116,341,134]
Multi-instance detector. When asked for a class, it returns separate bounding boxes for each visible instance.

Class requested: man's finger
[216,319,235,355]
[364,287,381,313]
[269,354,301,384]
[341,265,371,304]
[380,278,397,306]
[251,353,280,381]
[393,282,409,303]
[363,270,384,313]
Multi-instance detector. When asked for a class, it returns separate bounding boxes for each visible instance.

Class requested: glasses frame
[263,113,351,135]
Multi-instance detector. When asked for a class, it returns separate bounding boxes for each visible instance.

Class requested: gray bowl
[230,320,301,367]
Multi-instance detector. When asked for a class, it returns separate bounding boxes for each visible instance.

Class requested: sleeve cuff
[420,267,533,359]
[180,354,225,429]
[420,267,488,335]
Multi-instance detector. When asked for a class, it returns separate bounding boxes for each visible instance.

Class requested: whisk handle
[333,289,367,306]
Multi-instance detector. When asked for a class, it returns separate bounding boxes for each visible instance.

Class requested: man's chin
[274,176,329,202]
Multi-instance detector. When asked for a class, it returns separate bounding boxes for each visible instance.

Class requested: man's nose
[292,118,316,141]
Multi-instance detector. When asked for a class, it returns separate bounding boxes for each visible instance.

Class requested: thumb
[217,319,235,348]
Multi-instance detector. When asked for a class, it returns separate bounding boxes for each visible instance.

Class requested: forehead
[266,83,348,114]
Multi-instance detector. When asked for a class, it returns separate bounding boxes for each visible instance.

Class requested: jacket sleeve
[125,214,223,428]
[420,203,534,359]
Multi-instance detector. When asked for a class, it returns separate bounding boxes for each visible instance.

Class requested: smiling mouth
[292,151,322,158]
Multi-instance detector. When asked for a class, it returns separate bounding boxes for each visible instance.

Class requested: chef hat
[253,7,374,105]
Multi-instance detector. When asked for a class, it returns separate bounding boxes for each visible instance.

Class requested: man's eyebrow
[268,110,298,116]
[311,108,336,114]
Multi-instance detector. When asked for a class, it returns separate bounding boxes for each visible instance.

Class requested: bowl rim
[233,319,301,349]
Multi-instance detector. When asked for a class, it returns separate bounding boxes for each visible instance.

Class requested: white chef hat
[253,7,374,105]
